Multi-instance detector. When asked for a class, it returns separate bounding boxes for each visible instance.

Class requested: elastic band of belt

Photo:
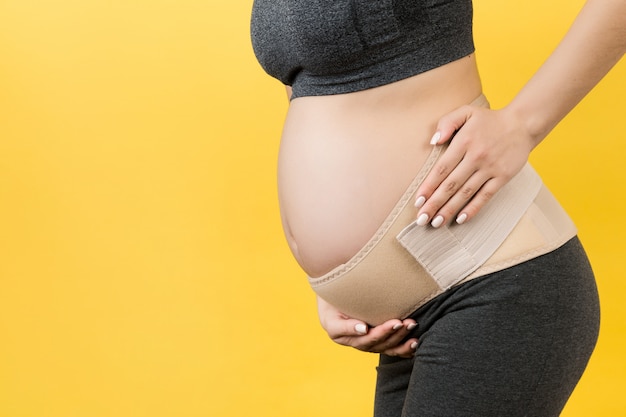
[396,163,542,289]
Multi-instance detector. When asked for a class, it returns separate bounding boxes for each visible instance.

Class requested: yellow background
[0,1,624,416]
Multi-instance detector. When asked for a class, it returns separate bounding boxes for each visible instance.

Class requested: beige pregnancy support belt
[308,98,577,326]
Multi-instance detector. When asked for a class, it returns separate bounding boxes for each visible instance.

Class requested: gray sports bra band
[250,0,475,99]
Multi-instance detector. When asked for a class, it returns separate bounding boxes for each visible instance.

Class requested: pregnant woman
[251,1,625,416]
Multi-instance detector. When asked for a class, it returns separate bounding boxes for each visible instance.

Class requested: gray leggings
[374,237,600,417]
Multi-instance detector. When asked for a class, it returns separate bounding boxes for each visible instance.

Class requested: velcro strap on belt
[396,163,542,289]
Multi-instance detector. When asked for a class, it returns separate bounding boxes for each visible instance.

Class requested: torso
[278,54,482,277]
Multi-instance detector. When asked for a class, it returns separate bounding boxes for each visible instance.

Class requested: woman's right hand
[316,296,419,358]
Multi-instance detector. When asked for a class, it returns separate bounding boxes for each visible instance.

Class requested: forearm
[507,0,626,145]
[413,1,625,226]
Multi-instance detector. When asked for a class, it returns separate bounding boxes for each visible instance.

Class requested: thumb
[430,105,474,145]
[325,317,369,339]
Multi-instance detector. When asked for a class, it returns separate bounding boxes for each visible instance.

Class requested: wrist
[502,99,552,150]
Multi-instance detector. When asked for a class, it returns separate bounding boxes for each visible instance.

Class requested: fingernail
[407,323,418,331]
[417,213,429,226]
[431,215,444,228]
[393,323,403,331]
[456,213,468,225]
[410,342,418,349]
[414,195,426,208]
[355,324,367,335]
[430,131,441,145]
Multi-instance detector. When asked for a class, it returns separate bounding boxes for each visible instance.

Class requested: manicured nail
[456,213,468,225]
[410,342,418,349]
[414,195,426,208]
[430,131,441,145]
[407,323,418,331]
[355,324,367,335]
[417,213,429,226]
[393,323,403,331]
[431,215,444,228]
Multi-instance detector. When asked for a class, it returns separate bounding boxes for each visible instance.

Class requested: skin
[280,58,481,357]
[283,0,626,358]
[415,0,626,228]
[316,296,419,358]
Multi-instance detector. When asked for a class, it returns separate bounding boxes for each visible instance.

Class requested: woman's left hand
[414,104,537,227]
[316,296,419,358]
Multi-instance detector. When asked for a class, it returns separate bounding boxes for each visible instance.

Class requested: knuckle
[460,185,475,199]
[492,162,511,178]
[471,148,489,163]
[443,180,458,193]
[478,189,495,203]
[436,163,450,177]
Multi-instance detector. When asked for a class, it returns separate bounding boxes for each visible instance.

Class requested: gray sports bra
[250,0,475,99]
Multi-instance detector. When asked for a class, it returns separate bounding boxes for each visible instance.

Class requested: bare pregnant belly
[278,55,482,277]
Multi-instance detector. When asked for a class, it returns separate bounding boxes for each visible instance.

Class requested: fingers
[416,158,502,227]
[430,105,473,146]
[317,292,420,357]
[415,106,477,222]
[327,318,419,358]
[323,315,370,340]
[445,178,502,225]
[354,319,417,353]
[381,338,420,358]
[414,105,531,226]
[415,154,478,226]
[415,136,518,226]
